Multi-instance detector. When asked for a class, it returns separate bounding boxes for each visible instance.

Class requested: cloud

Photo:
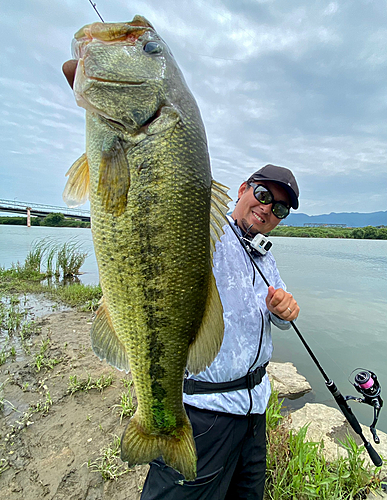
[0,0,386,214]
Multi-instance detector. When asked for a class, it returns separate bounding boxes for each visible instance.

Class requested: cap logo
[288,182,292,186]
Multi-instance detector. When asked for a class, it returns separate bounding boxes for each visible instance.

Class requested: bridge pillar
[26,207,31,227]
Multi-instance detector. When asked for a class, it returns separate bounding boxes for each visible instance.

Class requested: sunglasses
[248,183,290,219]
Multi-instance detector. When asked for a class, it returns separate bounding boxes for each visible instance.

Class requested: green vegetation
[270,225,387,239]
[0,214,90,228]
[67,373,115,395]
[0,242,101,372]
[13,390,54,429]
[265,389,381,499]
[0,239,102,311]
[86,435,131,481]
[113,379,137,423]
[0,295,42,359]
[0,458,9,476]
[34,338,62,372]
[1,239,88,281]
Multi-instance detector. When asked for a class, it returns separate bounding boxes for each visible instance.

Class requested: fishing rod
[87,0,105,22]
[226,217,383,467]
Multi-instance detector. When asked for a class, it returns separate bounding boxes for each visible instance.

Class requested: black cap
[247,164,299,209]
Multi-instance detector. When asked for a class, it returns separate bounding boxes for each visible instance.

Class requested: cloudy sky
[1,0,386,215]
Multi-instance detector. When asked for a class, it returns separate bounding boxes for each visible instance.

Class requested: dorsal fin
[186,179,231,373]
[210,179,232,257]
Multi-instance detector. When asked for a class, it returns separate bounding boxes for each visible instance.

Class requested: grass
[14,390,54,429]
[0,240,102,310]
[0,294,44,360]
[47,283,102,311]
[56,241,88,277]
[0,238,91,290]
[113,379,137,423]
[86,435,130,481]
[0,345,16,366]
[1,295,28,333]
[67,373,114,395]
[20,319,41,341]
[265,389,382,499]
[34,338,62,372]
[0,458,9,476]
[23,238,88,278]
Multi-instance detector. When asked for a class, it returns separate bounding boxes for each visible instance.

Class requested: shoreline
[1,306,386,498]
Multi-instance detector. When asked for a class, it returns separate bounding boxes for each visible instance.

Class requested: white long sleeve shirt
[183,221,290,415]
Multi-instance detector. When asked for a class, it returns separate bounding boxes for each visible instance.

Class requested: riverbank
[0,308,147,499]
[270,225,387,239]
[0,216,90,228]
[1,303,385,498]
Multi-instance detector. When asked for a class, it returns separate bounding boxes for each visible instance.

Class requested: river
[1,225,387,434]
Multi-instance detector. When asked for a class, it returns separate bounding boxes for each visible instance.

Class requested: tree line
[0,213,90,228]
[270,225,387,240]
[1,215,386,239]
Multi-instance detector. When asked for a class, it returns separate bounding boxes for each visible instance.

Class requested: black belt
[183,363,268,396]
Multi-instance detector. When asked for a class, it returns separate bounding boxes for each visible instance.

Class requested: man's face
[231,180,290,235]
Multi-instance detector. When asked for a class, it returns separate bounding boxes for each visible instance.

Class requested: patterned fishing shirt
[183,219,291,415]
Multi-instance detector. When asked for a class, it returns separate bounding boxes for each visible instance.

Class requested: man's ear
[237,182,248,199]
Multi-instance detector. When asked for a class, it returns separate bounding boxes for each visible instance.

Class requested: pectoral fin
[97,137,130,217]
[91,298,130,372]
[63,153,90,207]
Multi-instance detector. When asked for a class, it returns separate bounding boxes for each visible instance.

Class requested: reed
[24,240,46,273]
[56,241,88,277]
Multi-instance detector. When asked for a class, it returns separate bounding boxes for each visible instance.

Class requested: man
[62,61,300,498]
[140,164,300,500]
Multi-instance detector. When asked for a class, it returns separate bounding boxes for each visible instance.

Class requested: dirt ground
[0,309,149,500]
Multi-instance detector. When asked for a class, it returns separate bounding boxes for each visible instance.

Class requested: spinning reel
[345,369,383,444]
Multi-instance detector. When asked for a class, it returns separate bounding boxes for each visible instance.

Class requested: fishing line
[87,0,105,22]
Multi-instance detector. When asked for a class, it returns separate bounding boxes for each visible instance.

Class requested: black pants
[140,404,266,500]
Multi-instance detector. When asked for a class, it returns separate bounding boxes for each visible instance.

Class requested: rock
[267,362,312,399]
[287,403,387,480]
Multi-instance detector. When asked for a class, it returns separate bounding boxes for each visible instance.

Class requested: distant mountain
[283,211,387,228]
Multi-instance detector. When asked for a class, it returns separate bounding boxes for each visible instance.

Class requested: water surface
[1,226,387,433]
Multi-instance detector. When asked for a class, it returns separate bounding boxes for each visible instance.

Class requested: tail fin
[121,412,197,480]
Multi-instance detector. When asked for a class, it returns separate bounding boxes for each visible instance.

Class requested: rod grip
[364,441,383,467]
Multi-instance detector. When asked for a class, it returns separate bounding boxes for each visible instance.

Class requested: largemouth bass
[63,16,230,480]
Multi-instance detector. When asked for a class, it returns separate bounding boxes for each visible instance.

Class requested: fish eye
[143,41,162,54]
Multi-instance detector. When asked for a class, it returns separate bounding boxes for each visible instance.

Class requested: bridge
[0,199,91,225]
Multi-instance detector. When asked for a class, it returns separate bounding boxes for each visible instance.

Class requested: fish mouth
[85,75,146,86]
[75,58,146,89]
